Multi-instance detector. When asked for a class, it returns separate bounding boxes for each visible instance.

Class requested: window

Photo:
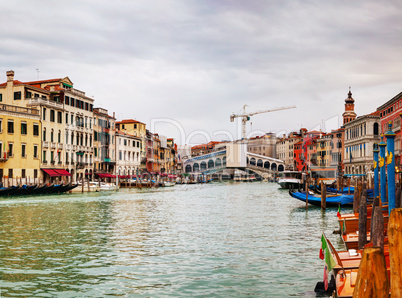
[43,108,46,120]
[122,124,125,129]
[43,128,46,141]
[51,130,54,142]
[26,91,32,98]
[7,120,14,134]
[51,151,54,164]
[14,91,21,100]
[57,111,62,123]
[65,96,69,105]
[71,98,75,107]
[124,139,127,146]
[58,130,61,143]
[21,144,26,157]
[50,110,55,122]
[22,169,26,178]
[34,145,38,158]
[21,122,27,135]
[94,148,97,157]
[0,94,2,102]
[0,118,2,133]
[66,113,68,124]
[34,169,38,178]
[8,169,13,178]
[33,123,39,136]
[119,151,122,160]
[8,143,13,157]
[43,150,46,163]
[134,124,137,129]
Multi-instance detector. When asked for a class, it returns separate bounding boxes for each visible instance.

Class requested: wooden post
[81,178,84,193]
[388,208,402,296]
[353,187,359,214]
[305,178,309,210]
[396,183,401,208]
[321,181,326,210]
[371,206,384,252]
[348,178,351,195]
[87,179,90,192]
[353,247,389,297]
[358,194,368,249]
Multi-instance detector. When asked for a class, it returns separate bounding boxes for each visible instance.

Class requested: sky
[1,0,401,145]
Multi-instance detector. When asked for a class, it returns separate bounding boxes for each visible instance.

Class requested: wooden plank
[358,194,368,249]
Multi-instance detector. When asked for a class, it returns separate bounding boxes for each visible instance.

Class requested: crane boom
[230,105,296,139]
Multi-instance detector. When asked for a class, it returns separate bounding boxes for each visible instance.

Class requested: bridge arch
[208,159,214,168]
[257,159,263,167]
[250,158,256,166]
[193,163,200,172]
[264,161,270,169]
[185,165,192,173]
[215,158,222,167]
[200,161,207,170]
[278,165,284,171]
[271,163,277,171]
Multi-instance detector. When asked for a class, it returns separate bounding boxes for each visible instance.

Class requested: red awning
[97,173,116,178]
[42,169,60,177]
[54,169,71,176]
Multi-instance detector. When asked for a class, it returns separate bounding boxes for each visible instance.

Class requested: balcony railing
[50,142,56,149]
[0,103,40,116]
[58,143,63,150]
[66,144,71,150]
[27,97,63,109]
[43,141,49,148]
[0,157,8,162]
[43,160,48,164]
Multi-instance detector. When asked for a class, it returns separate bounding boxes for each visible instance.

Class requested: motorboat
[233,170,256,182]
[277,171,304,189]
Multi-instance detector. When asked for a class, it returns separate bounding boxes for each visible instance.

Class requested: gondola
[289,188,354,207]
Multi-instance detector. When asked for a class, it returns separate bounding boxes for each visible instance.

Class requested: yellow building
[0,103,41,185]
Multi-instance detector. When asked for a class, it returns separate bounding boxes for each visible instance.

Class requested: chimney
[6,70,14,83]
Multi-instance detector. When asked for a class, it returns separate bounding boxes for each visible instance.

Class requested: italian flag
[337,204,341,217]
[320,234,337,290]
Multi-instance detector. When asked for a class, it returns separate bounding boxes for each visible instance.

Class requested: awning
[96,173,116,178]
[42,169,60,177]
[54,169,71,176]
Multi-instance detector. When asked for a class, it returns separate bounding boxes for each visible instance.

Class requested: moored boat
[277,171,304,189]
[289,189,354,207]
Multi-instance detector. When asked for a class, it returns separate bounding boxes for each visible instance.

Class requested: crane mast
[230,105,296,139]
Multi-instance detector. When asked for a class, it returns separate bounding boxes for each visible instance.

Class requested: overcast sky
[1,0,401,145]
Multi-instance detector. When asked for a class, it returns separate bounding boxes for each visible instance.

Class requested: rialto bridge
[183,146,285,179]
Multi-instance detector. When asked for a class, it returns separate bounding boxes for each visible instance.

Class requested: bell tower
[342,87,357,125]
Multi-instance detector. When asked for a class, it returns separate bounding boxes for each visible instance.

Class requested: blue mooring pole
[379,135,387,203]
[373,143,379,199]
[385,122,396,213]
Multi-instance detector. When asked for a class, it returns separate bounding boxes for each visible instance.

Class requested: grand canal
[0,182,347,297]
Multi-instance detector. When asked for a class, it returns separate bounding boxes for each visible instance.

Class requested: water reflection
[0,183,344,296]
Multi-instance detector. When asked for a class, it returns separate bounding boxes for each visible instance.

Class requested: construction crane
[230,105,296,139]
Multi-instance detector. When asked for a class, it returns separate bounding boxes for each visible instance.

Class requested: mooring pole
[385,121,396,214]
[379,135,387,204]
[373,143,380,199]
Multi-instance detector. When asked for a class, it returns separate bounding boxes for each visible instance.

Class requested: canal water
[0,182,347,297]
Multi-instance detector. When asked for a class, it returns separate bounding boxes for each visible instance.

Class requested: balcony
[43,141,49,148]
[66,161,70,165]
[50,142,56,149]
[51,161,55,165]
[27,97,63,109]
[73,145,77,151]
[58,143,63,150]
[0,157,8,162]
[77,162,85,169]
[43,160,48,165]
[66,144,71,150]
[58,161,62,165]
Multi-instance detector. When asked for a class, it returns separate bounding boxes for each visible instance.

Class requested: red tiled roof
[24,78,62,85]
[116,119,144,125]
[0,80,24,87]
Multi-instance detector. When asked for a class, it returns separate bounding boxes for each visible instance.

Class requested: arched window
[215,158,222,167]
[185,165,192,173]
[257,159,263,167]
[193,163,200,172]
[208,159,214,168]
[200,161,207,170]
[250,158,256,165]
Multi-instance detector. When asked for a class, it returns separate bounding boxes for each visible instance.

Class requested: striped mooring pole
[385,121,396,213]
[379,135,387,204]
[373,143,379,199]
